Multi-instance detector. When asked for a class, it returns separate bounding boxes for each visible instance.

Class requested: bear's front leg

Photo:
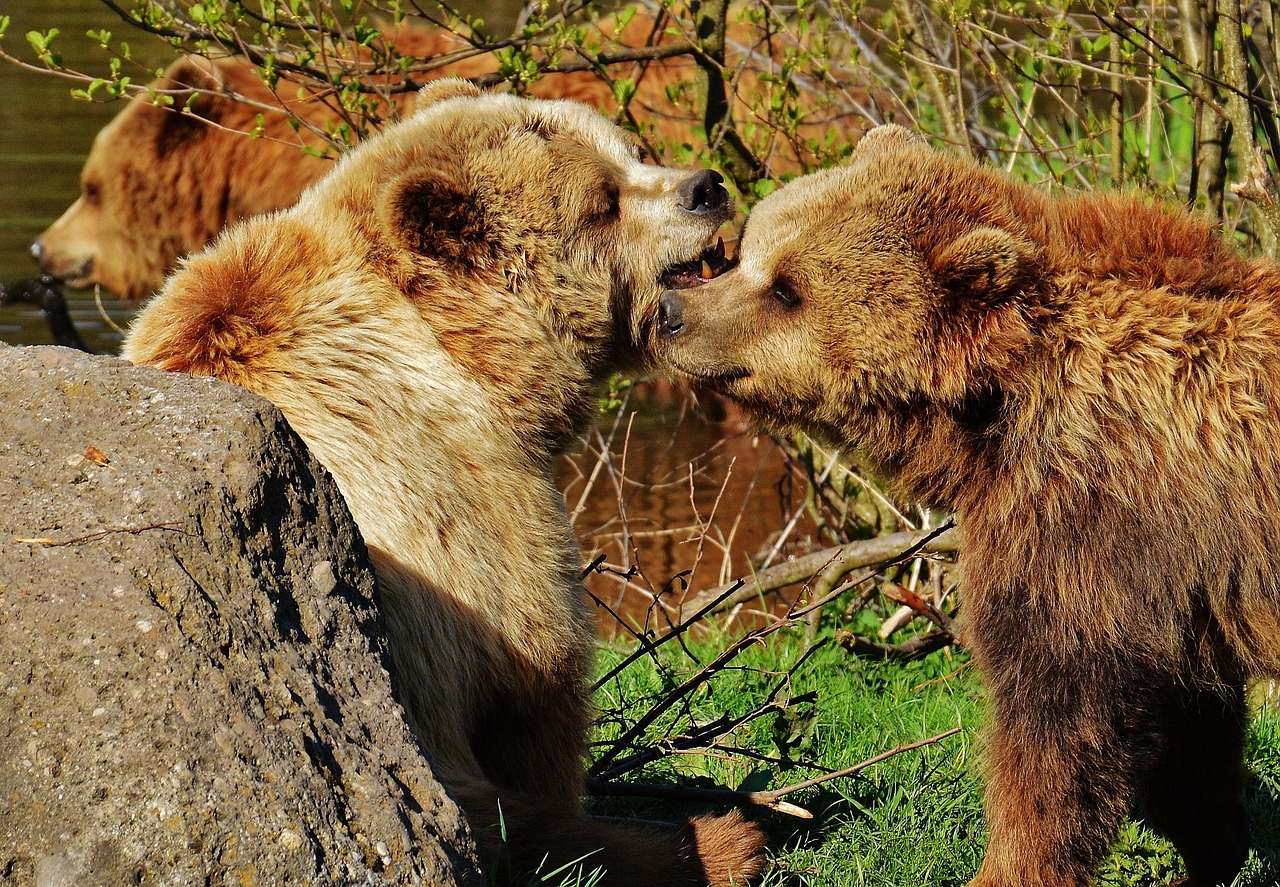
[966,642,1170,887]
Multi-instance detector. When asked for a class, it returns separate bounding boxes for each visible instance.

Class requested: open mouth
[658,237,735,290]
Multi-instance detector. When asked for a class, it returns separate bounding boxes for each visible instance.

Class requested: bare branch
[677,526,961,619]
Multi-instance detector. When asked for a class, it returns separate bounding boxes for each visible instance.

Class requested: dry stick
[756,490,812,574]
[716,448,769,587]
[589,727,962,818]
[586,587,652,652]
[590,609,787,775]
[15,521,186,547]
[93,285,127,336]
[677,525,961,619]
[836,628,955,661]
[569,387,632,527]
[591,575,748,692]
[593,697,793,784]
[614,410,638,579]
[686,455,734,586]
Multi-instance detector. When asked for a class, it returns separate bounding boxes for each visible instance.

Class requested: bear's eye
[83,181,102,206]
[770,278,801,309]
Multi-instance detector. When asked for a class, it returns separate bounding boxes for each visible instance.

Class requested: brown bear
[121,79,765,886]
[31,29,493,302]
[654,123,1280,886]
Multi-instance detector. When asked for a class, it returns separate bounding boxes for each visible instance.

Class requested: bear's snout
[677,169,729,216]
[31,235,93,287]
[658,290,685,338]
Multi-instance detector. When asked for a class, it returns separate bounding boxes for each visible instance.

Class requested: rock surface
[0,345,480,886]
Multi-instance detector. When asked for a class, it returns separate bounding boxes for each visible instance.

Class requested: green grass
[584,622,1280,887]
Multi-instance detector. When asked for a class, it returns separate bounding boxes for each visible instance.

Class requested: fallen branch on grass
[588,726,963,819]
[676,526,961,619]
[591,525,961,809]
[835,628,956,661]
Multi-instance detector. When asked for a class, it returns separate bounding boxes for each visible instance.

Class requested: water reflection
[567,386,802,634]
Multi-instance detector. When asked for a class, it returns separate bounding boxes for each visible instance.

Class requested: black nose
[658,290,684,338]
[676,169,728,215]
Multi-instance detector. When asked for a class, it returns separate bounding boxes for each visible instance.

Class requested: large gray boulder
[0,345,480,886]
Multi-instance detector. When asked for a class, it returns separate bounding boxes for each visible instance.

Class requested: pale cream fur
[123,81,764,886]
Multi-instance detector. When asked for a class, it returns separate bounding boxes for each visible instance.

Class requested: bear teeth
[661,238,733,289]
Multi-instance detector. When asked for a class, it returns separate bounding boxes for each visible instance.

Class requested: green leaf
[611,78,636,106]
[752,178,777,199]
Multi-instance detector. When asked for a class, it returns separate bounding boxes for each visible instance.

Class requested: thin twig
[93,285,127,335]
[15,521,186,547]
[835,628,956,661]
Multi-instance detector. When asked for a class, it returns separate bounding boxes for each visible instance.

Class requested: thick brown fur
[656,124,1280,887]
[32,30,492,301]
[28,35,645,302]
[122,82,765,886]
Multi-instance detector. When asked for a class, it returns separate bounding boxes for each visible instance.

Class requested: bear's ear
[160,55,225,92]
[855,124,923,156]
[931,226,1040,304]
[414,78,483,115]
[146,57,229,142]
[379,166,495,266]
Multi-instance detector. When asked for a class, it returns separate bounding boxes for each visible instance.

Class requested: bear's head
[124,79,733,452]
[654,125,1047,459]
[32,55,330,301]
[340,78,733,376]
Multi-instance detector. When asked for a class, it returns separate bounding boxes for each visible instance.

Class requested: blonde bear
[124,80,764,886]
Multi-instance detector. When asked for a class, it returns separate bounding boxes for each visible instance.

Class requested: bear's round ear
[159,55,226,93]
[855,124,923,156]
[379,167,495,267]
[931,226,1041,304]
[414,78,483,115]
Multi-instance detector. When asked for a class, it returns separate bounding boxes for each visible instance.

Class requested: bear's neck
[410,277,604,460]
[821,246,1280,520]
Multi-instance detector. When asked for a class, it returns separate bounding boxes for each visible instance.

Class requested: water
[0,0,799,625]
[0,0,149,351]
